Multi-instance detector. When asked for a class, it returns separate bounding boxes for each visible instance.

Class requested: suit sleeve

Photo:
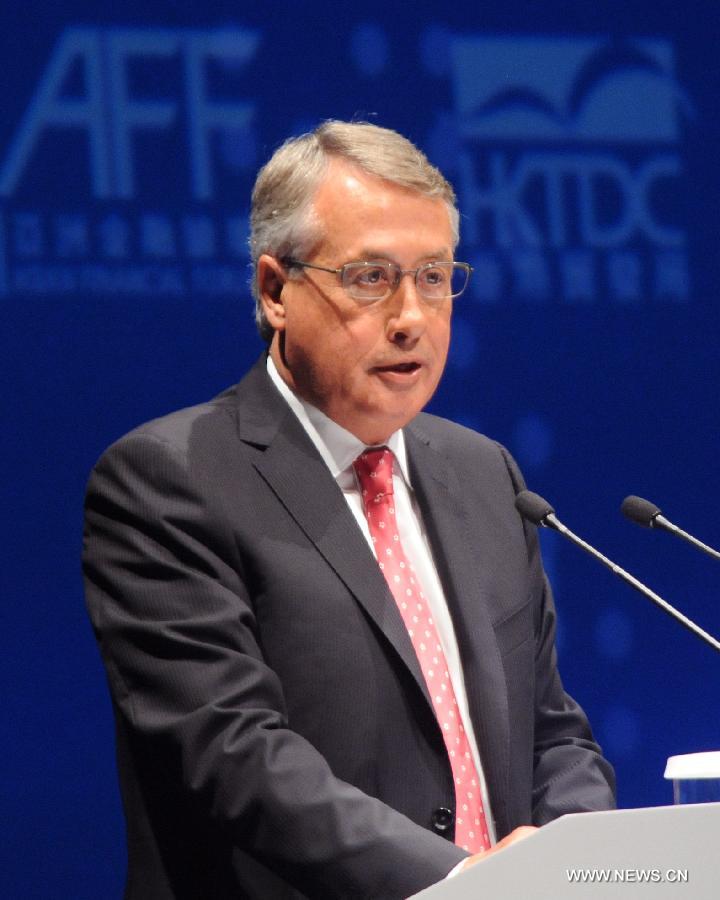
[82,431,466,899]
[497,445,617,825]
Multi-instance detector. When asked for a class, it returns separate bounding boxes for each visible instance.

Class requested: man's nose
[386,274,428,341]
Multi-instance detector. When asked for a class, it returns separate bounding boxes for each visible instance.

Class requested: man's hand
[458,826,538,872]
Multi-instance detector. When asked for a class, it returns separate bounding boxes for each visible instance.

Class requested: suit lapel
[405,422,512,832]
[232,359,434,710]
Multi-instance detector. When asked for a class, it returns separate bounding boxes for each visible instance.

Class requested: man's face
[262,159,455,445]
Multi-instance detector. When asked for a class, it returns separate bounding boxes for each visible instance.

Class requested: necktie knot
[353,447,394,506]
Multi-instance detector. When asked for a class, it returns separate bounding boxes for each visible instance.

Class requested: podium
[410,803,720,898]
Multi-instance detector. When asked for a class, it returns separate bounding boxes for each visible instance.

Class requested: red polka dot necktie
[353,447,490,853]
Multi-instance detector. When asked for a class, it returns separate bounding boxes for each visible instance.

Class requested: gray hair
[249,120,459,342]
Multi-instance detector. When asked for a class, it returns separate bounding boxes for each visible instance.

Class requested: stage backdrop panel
[2,2,718,896]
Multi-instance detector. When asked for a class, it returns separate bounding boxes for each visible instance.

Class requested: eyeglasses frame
[281,257,473,303]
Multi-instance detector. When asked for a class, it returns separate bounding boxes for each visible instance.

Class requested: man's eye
[422,267,447,286]
[355,266,390,285]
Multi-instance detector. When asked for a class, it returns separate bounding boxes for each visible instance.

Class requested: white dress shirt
[267,356,496,846]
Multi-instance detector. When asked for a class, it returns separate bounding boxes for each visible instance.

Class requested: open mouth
[376,362,421,374]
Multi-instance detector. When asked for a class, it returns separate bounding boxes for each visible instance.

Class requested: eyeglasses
[282,258,472,304]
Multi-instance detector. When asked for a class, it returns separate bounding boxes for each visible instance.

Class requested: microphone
[515,490,720,654]
[621,495,720,562]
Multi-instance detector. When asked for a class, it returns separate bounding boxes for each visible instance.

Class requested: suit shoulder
[411,411,501,456]
[410,412,526,492]
[95,383,240,468]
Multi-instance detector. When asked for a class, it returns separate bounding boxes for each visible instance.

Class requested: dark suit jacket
[83,356,615,899]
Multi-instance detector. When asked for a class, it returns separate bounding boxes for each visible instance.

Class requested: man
[83,120,615,899]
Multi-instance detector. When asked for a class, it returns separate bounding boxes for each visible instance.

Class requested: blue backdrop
[3,1,719,896]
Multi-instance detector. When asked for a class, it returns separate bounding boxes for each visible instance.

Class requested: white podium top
[411,803,720,899]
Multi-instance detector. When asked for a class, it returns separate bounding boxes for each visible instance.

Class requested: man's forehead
[314,158,443,210]
[303,159,455,265]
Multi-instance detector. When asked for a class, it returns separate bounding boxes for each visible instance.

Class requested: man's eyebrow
[350,248,453,263]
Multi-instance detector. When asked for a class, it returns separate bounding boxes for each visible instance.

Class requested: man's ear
[257,255,287,331]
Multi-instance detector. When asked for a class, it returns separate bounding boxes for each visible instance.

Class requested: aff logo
[451,36,691,304]
[0,25,260,297]
[0,26,259,200]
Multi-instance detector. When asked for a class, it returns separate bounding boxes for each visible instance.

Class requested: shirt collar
[266,355,410,483]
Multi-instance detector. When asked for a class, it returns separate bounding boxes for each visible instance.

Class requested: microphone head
[515,490,555,526]
[621,495,662,528]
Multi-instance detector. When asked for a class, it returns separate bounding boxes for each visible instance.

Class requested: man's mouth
[375,361,421,374]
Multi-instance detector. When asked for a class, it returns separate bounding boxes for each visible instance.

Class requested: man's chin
[352,402,427,444]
